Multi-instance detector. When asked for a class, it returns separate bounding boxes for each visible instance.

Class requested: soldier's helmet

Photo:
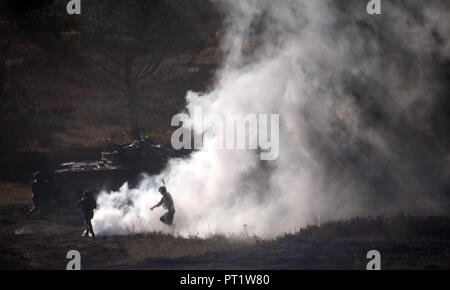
[33,171,41,180]
[83,190,93,198]
[159,186,167,194]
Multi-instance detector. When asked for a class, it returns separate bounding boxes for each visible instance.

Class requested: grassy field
[0,180,449,269]
[0,181,30,206]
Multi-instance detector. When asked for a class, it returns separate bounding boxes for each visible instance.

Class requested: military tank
[51,137,186,204]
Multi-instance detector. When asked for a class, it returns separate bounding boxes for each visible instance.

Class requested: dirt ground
[1,181,450,270]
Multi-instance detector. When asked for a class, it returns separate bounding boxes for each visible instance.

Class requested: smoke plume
[93,0,450,237]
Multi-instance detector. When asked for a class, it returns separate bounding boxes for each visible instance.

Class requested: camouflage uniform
[78,191,97,239]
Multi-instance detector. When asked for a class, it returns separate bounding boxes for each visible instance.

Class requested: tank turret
[49,138,188,204]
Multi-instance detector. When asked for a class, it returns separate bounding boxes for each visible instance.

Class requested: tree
[74,0,209,139]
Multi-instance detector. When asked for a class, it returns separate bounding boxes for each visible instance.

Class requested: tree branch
[92,58,123,79]
[81,72,126,95]
[82,39,125,68]
[136,54,164,80]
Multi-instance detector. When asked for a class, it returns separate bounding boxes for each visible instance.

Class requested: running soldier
[150,186,175,225]
[78,190,97,239]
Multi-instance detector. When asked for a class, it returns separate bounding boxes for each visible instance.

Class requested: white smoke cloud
[93,0,450,238]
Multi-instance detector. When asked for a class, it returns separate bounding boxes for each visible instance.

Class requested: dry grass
[125,232,250,260]
[0,181,30,206]
[123,215,450,264]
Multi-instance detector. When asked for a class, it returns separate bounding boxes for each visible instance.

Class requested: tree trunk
[0,58,5,99]
[124,57,141,140]
[129,99,141,140]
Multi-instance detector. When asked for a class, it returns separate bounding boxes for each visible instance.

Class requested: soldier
[150,186,175,225]
[25,171,44,218]
[78,190,97,240]
[140,136,153,146]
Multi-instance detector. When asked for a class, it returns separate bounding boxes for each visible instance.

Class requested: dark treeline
[0,0,223,151]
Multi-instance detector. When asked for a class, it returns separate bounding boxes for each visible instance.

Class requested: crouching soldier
[150,186,175,225]
[78,190,97,239]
